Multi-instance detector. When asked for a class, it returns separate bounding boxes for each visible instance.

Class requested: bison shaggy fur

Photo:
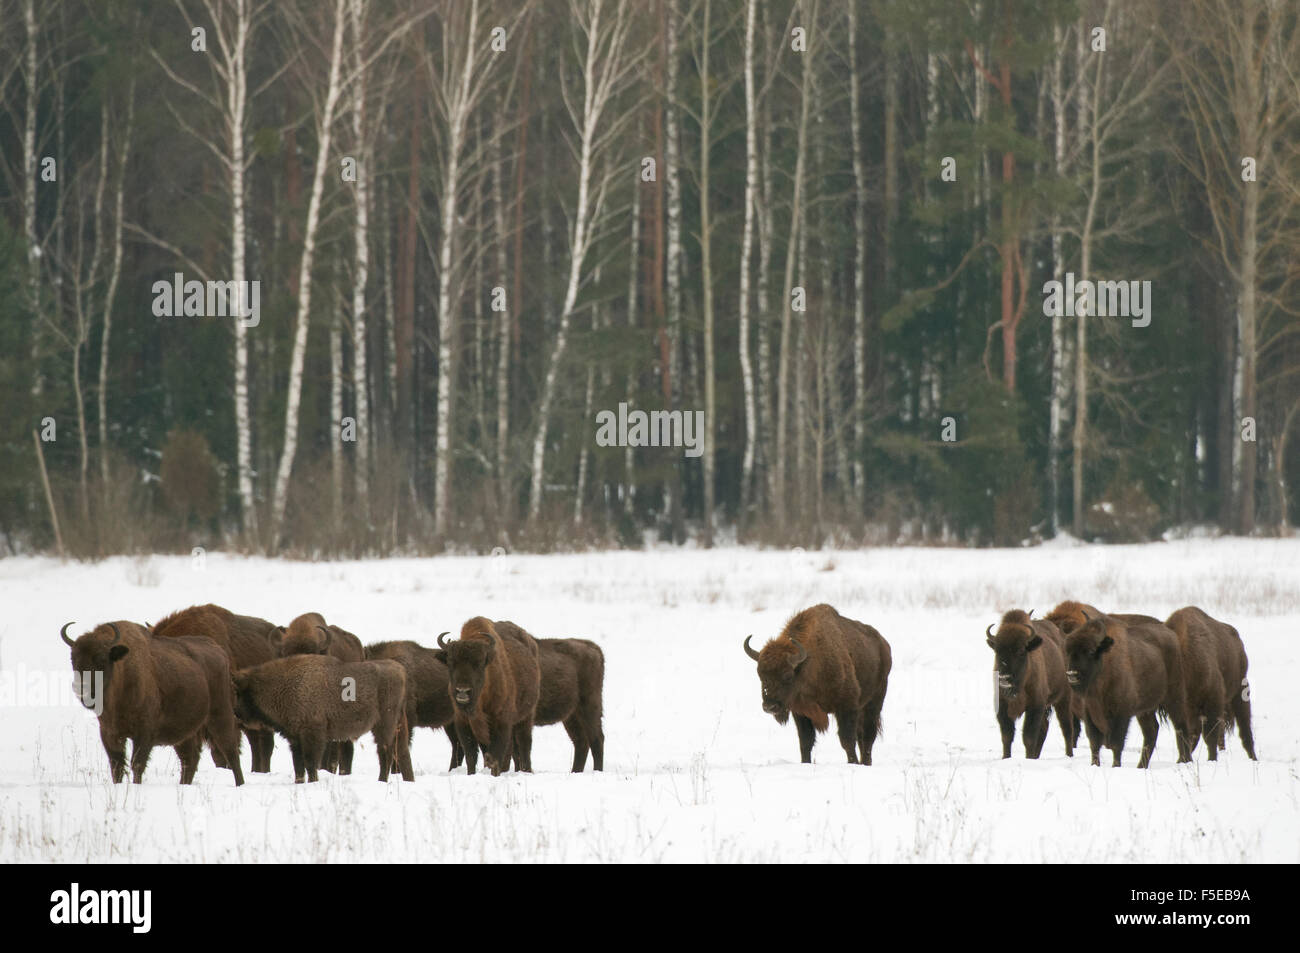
[523,638,605,772]
[231,654,413,783]
[986,610,1077,758]
[440,618,541,777]
[1063,613,1191,768]
[151,603,279,772]
[1165,606,1256,760]
[743,604,891,765]
[63,620,244,785]
[274,613,365,773]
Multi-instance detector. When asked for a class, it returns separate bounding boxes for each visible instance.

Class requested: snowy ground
[1,539,1296,863]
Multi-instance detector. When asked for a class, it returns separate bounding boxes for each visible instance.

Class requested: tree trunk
[737,0,759,524]
[848,0,867,512]
[270,0,348,550]
[348,0,371,524]
[99,80,134,492]
[698,0,715,547]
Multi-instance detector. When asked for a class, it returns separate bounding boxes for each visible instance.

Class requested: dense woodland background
[1,0,1298,557]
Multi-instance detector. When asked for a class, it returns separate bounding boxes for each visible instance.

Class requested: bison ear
[432,649,447,664]
[1026,635,1043,652]
[108,644,129,663]
[985,634,996,650]
[1095,635,1114,657]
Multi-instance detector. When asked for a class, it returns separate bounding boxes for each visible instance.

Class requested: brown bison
[1046,600,1161,636]
[231,654,413,783]
[365,639,463,772]
[986,610,1077,758]
[1165,607,1256,760]
[438,618,541,777]
[504,637,605,773]
[274,613,365,773]
[1062,612,1191,768]
[151,604,279,772]
[743,604,891,765]
[63,621,244,785]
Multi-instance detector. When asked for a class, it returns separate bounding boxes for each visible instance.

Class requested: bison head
[986,618,1042,698]
[441,630,491,712]
[230,671,271,730]
[1063,619,1114,692]
[62,621,128,711]
[743,634,808,724]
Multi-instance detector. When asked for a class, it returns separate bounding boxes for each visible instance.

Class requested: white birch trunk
[269,0,348,550]
[348,0,371,519]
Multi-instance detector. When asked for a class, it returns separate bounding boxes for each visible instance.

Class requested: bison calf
[1063,613,1190,768]
[743,604,891,765]
[275,613,365,774]
[231,655,413,783]
[63,621,244,786]
[439,618,541,777]
[986,610,1077,758]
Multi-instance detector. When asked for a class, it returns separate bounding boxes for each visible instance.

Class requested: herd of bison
[58,597,1256,786]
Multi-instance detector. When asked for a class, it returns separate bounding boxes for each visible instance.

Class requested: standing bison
[1062,612,1191,768]
[231,654,413,783]
[986,610,1077,758]
[274,612,365,773]
[438,618,541,777]
[365,639,462,771]
[520,637,605,772]
[1165,606,1256,760]
[151,604,279,772]
[742,604,890,765]
[63,620,244,786]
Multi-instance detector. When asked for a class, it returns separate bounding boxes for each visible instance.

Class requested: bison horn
[985,624,995,639]
[317,625,333,652]
[743,635,761,661]
[106,622,122,647]
[789,637,809,668]
[437,631,450,649]
[60,622,77,647]
[1026,609,1034,620]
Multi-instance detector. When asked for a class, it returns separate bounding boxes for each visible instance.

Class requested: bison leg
[1023,707,1048,760]
[129,739,154,784]
[485,721,513,778]
[834,710,860,764]
[100,726,128,783]
[301,735,325,783]
[289,739,307,784]
[175,735,202,784]
[512,720,534,773]
[1231,687,1257,760]
[395,727,414,782]
[338,741,354,775]
[1107,716,1131,768]
[1135,712,1160,769]
[562,717,590,772]
[447,726,467,770]
[247,728,274,773]
[793,714,817,764]
[583,711,604,772]
[455,721,479,775]
[1083,718,1104,766]
[859,697,883,766]
[1054,703,1075,757]
[996,704,1016,760]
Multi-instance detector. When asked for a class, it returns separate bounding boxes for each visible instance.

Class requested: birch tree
[526,0,645,524]
[268,0,348,550]
[152,0,269,541]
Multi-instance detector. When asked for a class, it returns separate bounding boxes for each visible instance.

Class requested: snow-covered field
[1,539,1296,863]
